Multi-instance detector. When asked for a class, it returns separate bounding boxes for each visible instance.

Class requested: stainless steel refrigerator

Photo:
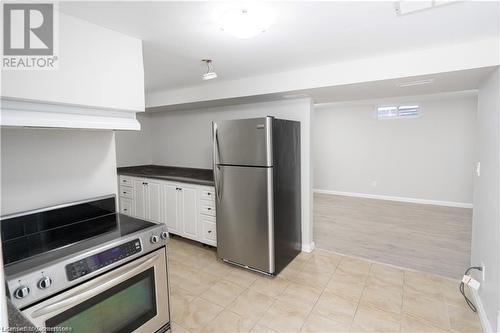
[213,116,301,275]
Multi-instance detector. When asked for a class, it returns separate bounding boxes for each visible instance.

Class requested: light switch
[476,162,481,177]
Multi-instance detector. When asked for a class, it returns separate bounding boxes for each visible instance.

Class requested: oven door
[22,248,170,333]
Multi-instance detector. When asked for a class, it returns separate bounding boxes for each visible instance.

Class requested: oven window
[46,268,157,333]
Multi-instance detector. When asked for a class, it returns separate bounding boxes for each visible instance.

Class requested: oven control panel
[66,239,142,281]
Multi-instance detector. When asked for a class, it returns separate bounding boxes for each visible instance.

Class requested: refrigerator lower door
[215,165,275,274]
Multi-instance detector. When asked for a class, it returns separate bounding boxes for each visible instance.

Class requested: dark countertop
[7,298,39,332]
[117,165,214,186]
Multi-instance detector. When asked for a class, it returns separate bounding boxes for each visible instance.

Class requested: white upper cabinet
[1,12,144,130]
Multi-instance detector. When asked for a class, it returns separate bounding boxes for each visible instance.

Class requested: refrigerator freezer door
[213,117,273,167]
[215,165,274,274]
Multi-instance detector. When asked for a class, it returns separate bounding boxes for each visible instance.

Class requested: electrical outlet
[462,275,480,290]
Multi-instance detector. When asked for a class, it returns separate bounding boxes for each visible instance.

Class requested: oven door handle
[31,254,160,318]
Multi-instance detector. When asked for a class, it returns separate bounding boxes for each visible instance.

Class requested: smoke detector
[217,6,274,39]
[202,59,218,81]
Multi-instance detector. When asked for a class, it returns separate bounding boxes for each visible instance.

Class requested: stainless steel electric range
[1,195,171,333]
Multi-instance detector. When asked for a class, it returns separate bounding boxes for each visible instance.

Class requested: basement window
[376,104,421,120]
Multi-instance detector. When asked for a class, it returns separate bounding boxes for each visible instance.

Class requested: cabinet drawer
[199,202,215,216]
[119,185,134,198]
[119,176,133,186]
[201,221,216,243]
[119,198,133,215]
[199,189,215,201]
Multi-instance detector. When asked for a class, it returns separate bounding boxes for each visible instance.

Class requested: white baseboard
[302,241,315,253]
[497,311,500,333]
[497,310,500,333]
[313,189,473,209]
[472,289,495,333]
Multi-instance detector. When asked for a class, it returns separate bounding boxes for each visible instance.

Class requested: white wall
[116,98,314,250]
[1,12,145,112]
[115,114,153,167]
[471,68,500,333]
[0,128,118,215]
[313,93,476,206]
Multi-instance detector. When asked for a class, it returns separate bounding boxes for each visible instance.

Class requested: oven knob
[14,286,30,299]
[37,277,52,290]
[160,231,168,240]
[150,235,159,244]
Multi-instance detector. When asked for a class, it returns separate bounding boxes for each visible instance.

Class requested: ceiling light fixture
[218,6,274,39]
[201,59,218,81]
[394,0,458,16]
[283,93,309,99]
[397,79,434,87]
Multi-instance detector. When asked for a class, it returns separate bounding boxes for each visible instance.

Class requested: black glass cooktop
[1,196,155,266]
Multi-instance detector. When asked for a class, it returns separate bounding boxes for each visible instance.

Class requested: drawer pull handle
[207,207,211,211]
[124,209,128,211]
[207,193,211,196]
[208,230,212,233]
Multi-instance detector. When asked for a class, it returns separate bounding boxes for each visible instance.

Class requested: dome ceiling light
[201,59,218,81]
[217,6,274,39]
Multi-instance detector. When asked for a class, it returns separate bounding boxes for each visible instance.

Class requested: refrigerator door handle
[213,122,222,200]
[214,165,223,200]
[213,122,219,165]
[218,166,223,200]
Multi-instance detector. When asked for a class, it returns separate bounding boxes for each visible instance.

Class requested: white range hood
[1,11,145,131]
[1,98,141,131]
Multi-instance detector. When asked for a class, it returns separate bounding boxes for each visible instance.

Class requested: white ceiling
[146,67,494,111]
[308,66,495,104]
[60,1,499,94]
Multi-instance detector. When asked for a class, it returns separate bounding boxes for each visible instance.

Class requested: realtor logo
[2,2,58,69]
[4,3,53,55]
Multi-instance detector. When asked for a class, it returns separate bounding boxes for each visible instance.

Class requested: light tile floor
[168,237,481,333]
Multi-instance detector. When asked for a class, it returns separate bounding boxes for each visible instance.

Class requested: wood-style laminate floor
[313,194,473,279]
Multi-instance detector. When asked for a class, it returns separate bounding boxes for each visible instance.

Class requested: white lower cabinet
[163,183,180,234]
[119,175,216,246]
[200,215,217,246]
[179,186,199,240]
[131,178,162,223]
[119,197,134,215]
[147,181,162,223]
[133,179,146,219]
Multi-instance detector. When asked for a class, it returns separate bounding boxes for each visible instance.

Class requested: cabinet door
[145,180,162,223]
[163,183,179,233]
[180,186,198,240]
[133,179,147,219]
